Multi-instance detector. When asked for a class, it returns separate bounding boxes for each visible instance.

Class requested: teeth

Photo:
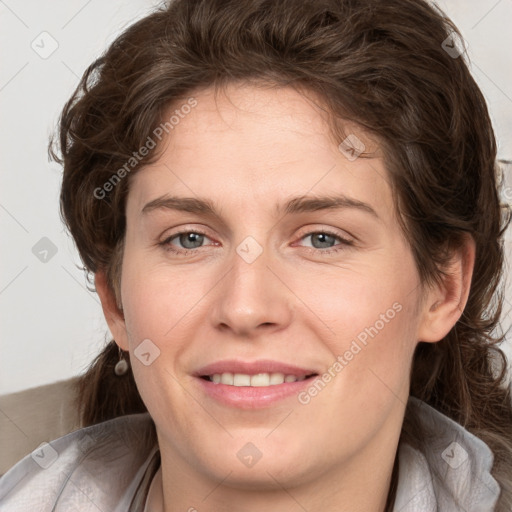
[250,373,271,387]
[233,374,251,386]
[269,373,285,385]
[208,372,308,386]
[220,373,234,385]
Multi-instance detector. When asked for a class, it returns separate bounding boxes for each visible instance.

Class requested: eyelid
[159,224,353,243]
[159,224,355,257]
[294,224,355,244]
[159,227,213,247]
[291,230,354,254]
[159,224,212,240]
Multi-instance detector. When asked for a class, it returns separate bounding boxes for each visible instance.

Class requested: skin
[96,82,475,512]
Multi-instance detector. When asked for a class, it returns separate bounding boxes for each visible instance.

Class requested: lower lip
[195,376,317,409]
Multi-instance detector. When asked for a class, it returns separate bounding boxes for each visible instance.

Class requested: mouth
[193,360,320,408]
[199,372,318,386]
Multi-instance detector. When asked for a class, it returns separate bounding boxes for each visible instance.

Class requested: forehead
[126,83,395,224]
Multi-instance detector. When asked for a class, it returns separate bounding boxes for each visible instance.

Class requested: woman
[1,0,511,510]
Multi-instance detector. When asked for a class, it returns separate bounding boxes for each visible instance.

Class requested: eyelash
[159,228,354,256]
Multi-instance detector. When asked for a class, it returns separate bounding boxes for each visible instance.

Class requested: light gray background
[1,0,511,394]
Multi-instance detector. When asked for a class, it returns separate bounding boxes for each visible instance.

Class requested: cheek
[120,258,202,430]
[297,251,420,403]
[293,254,419,354]
[300,298,419,452]
[120,257,207,343]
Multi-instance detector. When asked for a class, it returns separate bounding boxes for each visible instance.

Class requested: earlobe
[95,271,130,351]
[417,235,476,343]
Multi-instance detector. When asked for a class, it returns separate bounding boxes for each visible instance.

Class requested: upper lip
[195,359,319,378]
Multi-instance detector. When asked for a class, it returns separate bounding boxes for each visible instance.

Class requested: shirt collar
[393,396,500,511]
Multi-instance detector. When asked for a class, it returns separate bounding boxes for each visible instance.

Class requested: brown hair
[50,0,512,509]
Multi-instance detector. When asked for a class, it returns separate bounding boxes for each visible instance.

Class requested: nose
[211,239,293,338]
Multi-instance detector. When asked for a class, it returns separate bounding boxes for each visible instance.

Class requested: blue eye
[160,230,211,254]
[159,229,353,256]
[298,230,353,254]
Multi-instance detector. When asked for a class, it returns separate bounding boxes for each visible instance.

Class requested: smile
[202,372,315,386]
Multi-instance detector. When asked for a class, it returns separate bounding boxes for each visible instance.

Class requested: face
[102,83,444,492]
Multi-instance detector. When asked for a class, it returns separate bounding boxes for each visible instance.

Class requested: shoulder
[0,413,157,512]
[394,397,500,511]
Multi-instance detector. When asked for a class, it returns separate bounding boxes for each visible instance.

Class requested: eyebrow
[142,194,379,219]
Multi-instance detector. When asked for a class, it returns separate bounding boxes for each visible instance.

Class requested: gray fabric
[394,397,500,511]
[0,397,501,511]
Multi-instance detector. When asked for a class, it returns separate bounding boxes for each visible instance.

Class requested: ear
[417,235,476,343]
[95,270,129,351]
